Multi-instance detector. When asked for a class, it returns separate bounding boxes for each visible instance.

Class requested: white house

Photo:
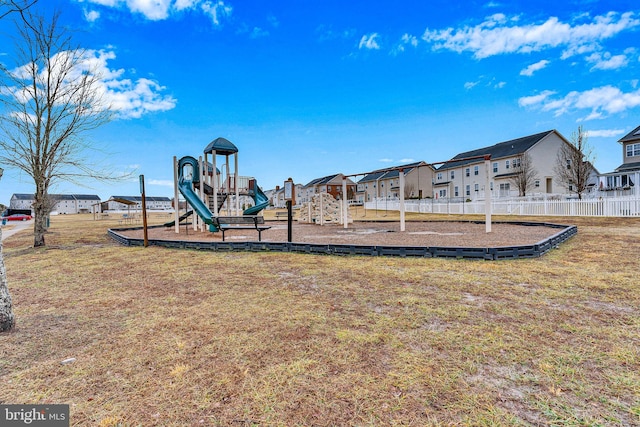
[597,125,640,196]
[10,194,101,214]
[434,130,598,200]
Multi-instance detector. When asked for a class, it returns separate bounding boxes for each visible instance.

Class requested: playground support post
[140,174,149,247]
[399,168,406,232]
[173,156,179,234]
[484,155,492,233]
[342,177,348,229]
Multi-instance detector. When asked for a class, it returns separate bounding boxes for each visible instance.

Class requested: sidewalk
[1,221,32,241]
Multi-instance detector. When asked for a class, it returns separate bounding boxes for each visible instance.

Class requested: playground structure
[171,137,269,234]
[298,193,353,225]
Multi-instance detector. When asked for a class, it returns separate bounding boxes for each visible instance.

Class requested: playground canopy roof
[204,137,238,155]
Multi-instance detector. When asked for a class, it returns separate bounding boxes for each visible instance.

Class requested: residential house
[435,130,597,200]
[298,174,356,205]
[357,162,435,203]
[598,125,640,196]
[270,184,303,208]
[9,193,101,214]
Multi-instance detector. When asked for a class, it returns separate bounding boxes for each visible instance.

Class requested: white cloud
[80,0,232,24]
[84,9,101,22]
[201,0,232,26]
[464,81,479,90]
[422,11,639,59]
[391,34,418,55]
[359,33,381,50]
[519,85,640,120]
[517,90,556,107]
[9,49,176,119]
[520,59,550,76]
[585,52,628,70]
[585,129,626,138]
[379,158,393,163]
[399,158,415,163]
[250,27,269,39]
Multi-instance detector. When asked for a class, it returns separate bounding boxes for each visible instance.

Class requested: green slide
[177,156,218,232]
[243,180,270,215]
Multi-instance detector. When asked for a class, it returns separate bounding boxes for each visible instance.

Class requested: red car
[2,213,32,221]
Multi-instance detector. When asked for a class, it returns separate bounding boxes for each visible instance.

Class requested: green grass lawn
[1,214,638,426]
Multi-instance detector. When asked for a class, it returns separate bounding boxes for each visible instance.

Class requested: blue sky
[1,0,639,203]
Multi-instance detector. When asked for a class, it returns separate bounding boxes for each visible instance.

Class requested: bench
[212,216,271,241]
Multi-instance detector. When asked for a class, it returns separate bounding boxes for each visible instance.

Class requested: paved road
[1,220,32,241]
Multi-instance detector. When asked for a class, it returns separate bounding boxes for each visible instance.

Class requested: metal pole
[484,155,492,233]
[173,157,179,234]
[399,169,405,231]
[140,174,149,247]
[342,176,348,229]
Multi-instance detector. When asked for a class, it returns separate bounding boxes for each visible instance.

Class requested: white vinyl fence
[365,196,640,217]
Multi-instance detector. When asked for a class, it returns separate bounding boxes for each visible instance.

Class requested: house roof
[615,161,640,173]
[303,174,340,187]
[618,125,640,144]
[11,193,101,201]
[204,137,239,155]
[357,161,428,183]
[11,194,34,200]
[437,130,555,171]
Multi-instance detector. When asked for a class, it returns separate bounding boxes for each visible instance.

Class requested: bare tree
[554,126,596,200]
[0,9,115,247]
[0,0,37,20]
[510,152,538,197]
[0,0,39,333]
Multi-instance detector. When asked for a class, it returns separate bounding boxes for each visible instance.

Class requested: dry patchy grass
[0,214,638,426]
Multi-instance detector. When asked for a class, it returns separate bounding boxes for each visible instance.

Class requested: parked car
[2,213,32,221]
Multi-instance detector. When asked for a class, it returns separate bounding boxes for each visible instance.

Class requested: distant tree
[0,9,115,247]
[554,126,596,200]
[510,152,538,197]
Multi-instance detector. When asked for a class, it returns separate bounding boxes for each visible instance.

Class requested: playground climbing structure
[298,193,352,225]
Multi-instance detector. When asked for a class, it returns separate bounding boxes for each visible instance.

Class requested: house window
[439,189,447,198]
[566,159,571,169]
[474,165,479,175]
[465,168,470,177]
[513,157,521,168]
[490,182,493,191]
[437,172,443,180]
[505,160,510,169]
[454,186,459,197]
[450,170,455,179]
[466,185,470,196]
[626,143,640,157]
[535,180,540,188]
[474,183,479,192]
[499,183,510,196]
[493,162,498,173]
